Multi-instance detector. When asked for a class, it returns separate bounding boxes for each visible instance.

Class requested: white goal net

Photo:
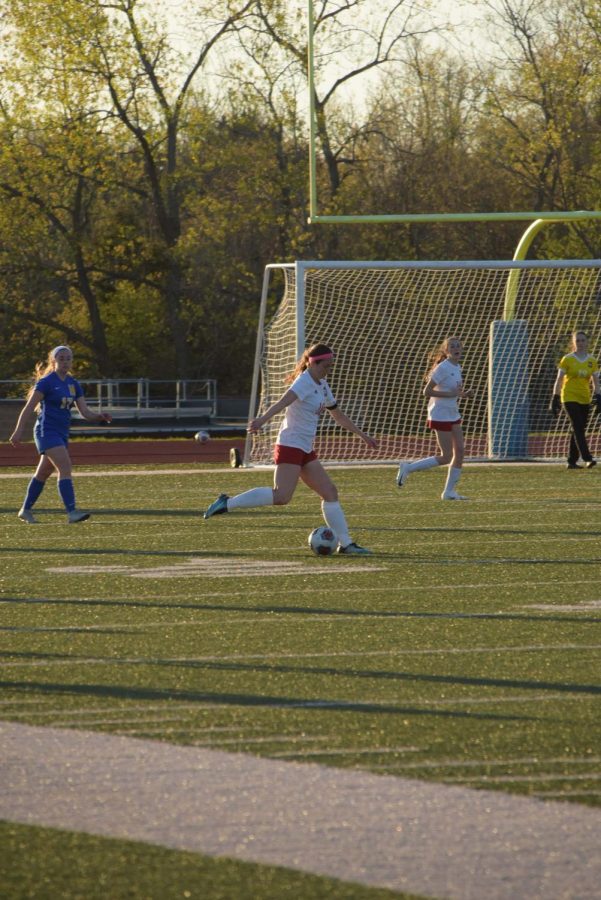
[245,260,601,465]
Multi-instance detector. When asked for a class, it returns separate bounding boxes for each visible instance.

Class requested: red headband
[309,352,334,363]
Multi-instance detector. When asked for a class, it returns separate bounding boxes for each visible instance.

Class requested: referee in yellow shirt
[550,331,601,469]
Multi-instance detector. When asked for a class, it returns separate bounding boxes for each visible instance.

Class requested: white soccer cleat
[68,509,91,523]
[396,461,410,487]
[441,491,469,501]
[18,508,38,524]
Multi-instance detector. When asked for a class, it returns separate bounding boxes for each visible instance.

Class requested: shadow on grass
[1,655,599,698]
[0,678,534,722]
[2,544,601,567]
[0,508,197,518]
[0,547,250,559]
[1,596,601,626]
[369,525,601,537]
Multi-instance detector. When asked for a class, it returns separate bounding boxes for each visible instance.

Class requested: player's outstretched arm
[9,391,42,446]
[327,407,378,448]
[248,389,298,433]
[75,397,112,423]
[549,369,565,417]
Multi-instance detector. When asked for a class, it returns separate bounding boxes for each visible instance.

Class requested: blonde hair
[27,347,73,398]
[424,337,460,382]
[286,343,333,384]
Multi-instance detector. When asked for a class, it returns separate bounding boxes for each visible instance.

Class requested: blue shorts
[34,426,69,455]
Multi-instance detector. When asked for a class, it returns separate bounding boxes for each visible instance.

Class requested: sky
[150,0,494,63]
[140,0,496,114]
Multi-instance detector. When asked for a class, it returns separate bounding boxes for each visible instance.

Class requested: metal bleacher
[0,378,247,437]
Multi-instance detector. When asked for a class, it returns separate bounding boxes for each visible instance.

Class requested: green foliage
[1,0,601,389]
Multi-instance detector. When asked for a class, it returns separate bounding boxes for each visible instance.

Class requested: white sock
[444,466,462,494]
[407,456,440,473]
[227,487,273,510]
[321,500,351,547]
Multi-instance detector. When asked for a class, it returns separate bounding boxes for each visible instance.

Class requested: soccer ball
[195,430,210,443]
[308,526,337,556]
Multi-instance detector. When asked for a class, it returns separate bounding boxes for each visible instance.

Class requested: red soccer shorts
[427,418,462,432]
[273,444,318,467]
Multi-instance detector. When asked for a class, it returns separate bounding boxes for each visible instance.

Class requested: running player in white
[396,336,473,500]
[203,343,378,554]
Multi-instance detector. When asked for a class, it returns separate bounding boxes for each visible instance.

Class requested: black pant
[563,401,593,464]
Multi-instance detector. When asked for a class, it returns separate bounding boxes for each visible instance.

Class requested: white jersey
[277,369,336,452]
[427,358,463,422]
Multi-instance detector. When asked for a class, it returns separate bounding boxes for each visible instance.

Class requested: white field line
[524,602,601,611]
[8,714,224,727]
[2,722,601,900]
[443,774,601,784]
[2,643,600,668]
[0,698,51,706]
[0,468,215,480]
[0,702,213,714]
[535,791,601,798]
[373,756,601,771]
[118,734,337,746]
[44,558,387,578]
[398,694,586,706]
[91,724,278,734]
[0,462,551,481]
[271,747,421,758]
[41,555,601,576]
[8,576,601,602]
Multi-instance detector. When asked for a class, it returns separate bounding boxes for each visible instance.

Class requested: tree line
[1,0,601,392]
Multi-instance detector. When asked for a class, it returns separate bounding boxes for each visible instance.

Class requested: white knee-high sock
[321,500,351,547]
[407,456,440,473]
[227,487,273,510]
[444,466,462,494]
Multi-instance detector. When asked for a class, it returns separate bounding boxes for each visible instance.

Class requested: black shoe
[566,463,582,469]
[586,459,597,469]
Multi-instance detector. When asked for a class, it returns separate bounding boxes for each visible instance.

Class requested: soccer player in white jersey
[203,343,378,554]
[396,336,473,500]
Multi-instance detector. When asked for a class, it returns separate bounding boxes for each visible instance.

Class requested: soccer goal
[245,260,601,466]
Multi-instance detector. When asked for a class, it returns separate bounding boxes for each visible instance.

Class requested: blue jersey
[34,372,83,439]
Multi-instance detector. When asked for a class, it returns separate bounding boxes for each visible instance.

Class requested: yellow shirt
[559,353,599,404]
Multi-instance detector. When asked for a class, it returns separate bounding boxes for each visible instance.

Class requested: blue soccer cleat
[68,509,90,523]
[18,508,38,524]
[203,493,229,519]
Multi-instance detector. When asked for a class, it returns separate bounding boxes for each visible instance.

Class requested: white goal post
[245,260,601,465]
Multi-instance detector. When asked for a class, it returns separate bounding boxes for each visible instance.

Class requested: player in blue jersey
[9,345,112,523]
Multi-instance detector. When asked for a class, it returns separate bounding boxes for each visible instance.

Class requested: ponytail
[286,342,333,384]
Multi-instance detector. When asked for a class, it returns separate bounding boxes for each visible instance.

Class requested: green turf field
[1,462,600,898]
